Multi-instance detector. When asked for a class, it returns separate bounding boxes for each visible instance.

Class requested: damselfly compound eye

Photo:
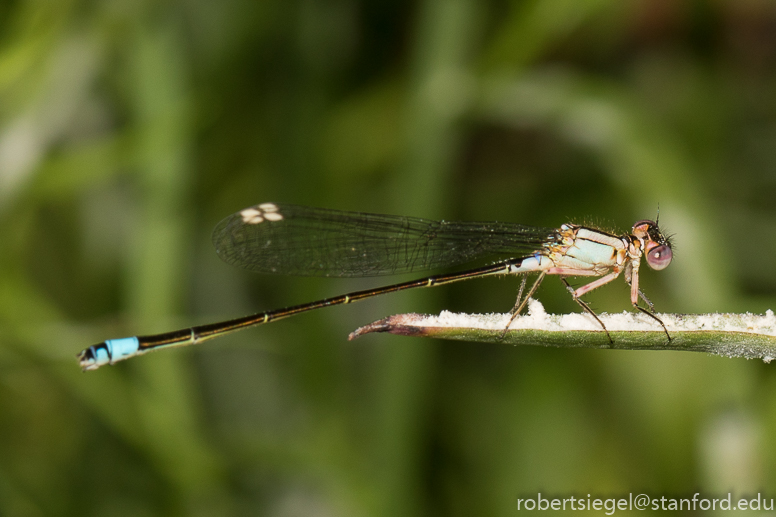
[646,244,672,270]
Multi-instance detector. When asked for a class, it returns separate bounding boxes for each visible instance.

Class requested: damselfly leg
[561,277,613,344]
[501,272,546,337]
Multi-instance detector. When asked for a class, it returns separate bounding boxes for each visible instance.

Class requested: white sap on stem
[418,299,776,336]
[350,299,776,364]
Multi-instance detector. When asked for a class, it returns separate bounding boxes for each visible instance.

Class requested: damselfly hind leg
[500,272,546,338]
[512,275,529,315]
[561,278,614,345]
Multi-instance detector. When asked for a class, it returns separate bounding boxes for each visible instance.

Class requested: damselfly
[78,202,674,370]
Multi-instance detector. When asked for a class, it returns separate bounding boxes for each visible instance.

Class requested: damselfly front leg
[626,256,671,341]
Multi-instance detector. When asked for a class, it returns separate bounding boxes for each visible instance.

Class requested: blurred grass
[2,0,776,514]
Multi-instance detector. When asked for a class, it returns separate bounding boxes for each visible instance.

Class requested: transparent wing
[212,203,558,277]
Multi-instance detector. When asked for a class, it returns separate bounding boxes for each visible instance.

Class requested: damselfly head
[632,219,673,271]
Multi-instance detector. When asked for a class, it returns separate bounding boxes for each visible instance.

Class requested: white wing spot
[241,208,263,224]
[241,204,284,224]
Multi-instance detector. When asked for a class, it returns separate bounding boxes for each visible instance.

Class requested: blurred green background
[2,0,776,514]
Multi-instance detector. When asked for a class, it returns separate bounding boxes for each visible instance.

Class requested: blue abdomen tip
[105,337,140,361]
